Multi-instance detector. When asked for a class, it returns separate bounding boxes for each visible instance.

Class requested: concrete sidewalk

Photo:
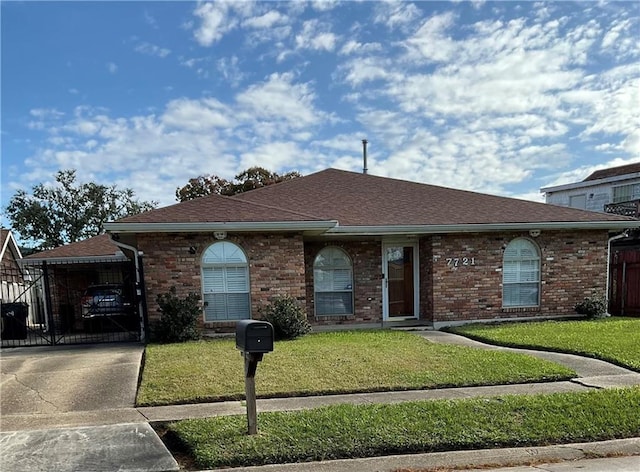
[1,331,639,472]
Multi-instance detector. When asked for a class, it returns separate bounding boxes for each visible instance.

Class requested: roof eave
[541,172,640,193]
[326,221,640,235]
[103,221,339,235]
[1,231,23,261]
[20,254,129,266]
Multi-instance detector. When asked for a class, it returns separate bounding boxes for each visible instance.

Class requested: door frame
[382,239,420,321]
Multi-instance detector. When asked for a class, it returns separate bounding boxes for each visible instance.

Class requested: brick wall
[304,241,382,325]
[137,229,610,330]
[137,232,306,328]
[428,230,609,324]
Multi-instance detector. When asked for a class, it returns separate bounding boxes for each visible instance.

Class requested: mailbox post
[236,320,274,435]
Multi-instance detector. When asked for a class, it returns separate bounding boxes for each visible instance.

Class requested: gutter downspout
[606,230,629,315]
[109,235,146,342]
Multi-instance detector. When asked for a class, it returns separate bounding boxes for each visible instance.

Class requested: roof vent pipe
[362,139,368,175]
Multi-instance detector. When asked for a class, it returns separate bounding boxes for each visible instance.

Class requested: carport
[2,234,146,348]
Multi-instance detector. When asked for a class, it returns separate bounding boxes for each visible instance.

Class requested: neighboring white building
[541,162,640,218]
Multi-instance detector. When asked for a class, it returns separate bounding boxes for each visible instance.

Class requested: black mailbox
[236,320,274,353]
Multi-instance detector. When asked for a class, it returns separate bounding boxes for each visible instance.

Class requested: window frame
[502,238,541,309]
[313,246,354,317]
[201,241,251,322]
[612,183,640,204]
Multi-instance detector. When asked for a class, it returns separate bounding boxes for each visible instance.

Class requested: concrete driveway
[1,343,143,417]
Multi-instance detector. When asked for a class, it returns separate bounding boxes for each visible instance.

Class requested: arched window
[201,241,250,321]
[502,238,540,307]
[314,247,353,316]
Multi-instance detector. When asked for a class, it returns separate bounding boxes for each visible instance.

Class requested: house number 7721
[446,257,476,267]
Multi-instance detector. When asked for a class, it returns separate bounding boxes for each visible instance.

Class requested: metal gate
[1,258,145,347]
[609,247,640,317]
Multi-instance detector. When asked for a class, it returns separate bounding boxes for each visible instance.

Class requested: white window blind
[201,242,250,321]
[502,239,540,308]
[314,247,354,316]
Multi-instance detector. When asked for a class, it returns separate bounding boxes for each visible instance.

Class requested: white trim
[103,219,639,237]
[540,171,640,193]
[19,254,128,266]
[1,231,23,262]
[201,241,251,322]
[606,230,630,312]
[109,236,147,342]
[382,241,419,322]
[103,221,338,233]
[501,238,541,309]
[327,221,639,235]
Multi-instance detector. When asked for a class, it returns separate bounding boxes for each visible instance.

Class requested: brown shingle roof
[23,234,122,260]
[583,162,640,181]
[117,193,325,224]
[233,168,631,226]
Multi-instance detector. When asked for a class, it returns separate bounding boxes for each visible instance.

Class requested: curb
[196,438,640,471]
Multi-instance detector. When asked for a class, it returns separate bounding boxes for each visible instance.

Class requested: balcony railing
[604,199,640,218]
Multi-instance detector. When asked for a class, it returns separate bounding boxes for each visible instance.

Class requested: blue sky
[2,1,639,222]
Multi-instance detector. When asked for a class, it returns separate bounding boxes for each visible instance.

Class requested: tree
[175,174,232,202]
[175,166,301,202]
[5,170,157,250]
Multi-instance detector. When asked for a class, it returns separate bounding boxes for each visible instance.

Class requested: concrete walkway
[1,331,639,472]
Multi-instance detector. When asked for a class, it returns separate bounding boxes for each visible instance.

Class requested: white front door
[382,241,419,321]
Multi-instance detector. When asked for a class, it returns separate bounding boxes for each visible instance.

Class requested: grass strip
[167,387,640,469]
[449,317,640,371]
[137,330,574,406]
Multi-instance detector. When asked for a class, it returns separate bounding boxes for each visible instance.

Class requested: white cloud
[403,12,458,62]
[235,73,326,131]
[601,18,637,58]
[30,108,64,119]
[106,62,118,74]
[295,19,337,52]
[64,120,101,136]
[134,41,171,58]
[143,10,158,28]
[374,1,421,30]
[339,57,396,87]
[216,56,245,87]
[240,141,312,169]
[311,0,339,12]
[192,1,237,46]
[339,40,383,56]
[161,97,233,131]
[242,10,287,29]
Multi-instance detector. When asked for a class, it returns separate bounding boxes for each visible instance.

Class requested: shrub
[261,295,311,340]
[574,295,608,319]
[152,287,201,343]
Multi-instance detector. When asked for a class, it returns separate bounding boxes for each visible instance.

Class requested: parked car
[80,284,131,319]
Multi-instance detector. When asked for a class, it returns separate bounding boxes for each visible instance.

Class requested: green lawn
[449,317,640,371]
[166,387,640,469]
[137,330,574,406]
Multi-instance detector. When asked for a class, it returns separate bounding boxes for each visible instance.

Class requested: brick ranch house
[92,168,638,333]
[23,168,640,339]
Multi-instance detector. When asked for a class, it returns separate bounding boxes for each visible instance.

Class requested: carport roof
[21,234,127,265]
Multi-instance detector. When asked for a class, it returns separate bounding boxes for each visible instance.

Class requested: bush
[261,295,311,340]
[574,295,608,319]
[152,287,201,343]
